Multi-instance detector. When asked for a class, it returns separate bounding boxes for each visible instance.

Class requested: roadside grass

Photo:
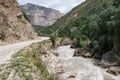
[0,40,55,80]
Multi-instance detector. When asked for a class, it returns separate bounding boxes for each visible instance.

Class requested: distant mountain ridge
[20,3,64,26]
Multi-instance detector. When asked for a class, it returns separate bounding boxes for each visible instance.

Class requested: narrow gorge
[0,0,120,80]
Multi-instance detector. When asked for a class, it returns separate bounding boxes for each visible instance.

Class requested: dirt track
[0,37,49,64]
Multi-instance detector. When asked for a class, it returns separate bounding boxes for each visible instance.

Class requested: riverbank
[0,38,120,80]
[52,45,120,80]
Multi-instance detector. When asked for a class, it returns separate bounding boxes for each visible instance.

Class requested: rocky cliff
[20,3,63,26]
[0,0,37,44]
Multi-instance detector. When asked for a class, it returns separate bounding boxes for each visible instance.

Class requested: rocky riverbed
[45,45,120,80]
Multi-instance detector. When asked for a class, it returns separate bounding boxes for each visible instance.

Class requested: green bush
[50,35,57,47]
[80,40,87,49]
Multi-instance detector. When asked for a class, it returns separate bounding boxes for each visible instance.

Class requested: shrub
[50,35,57,47]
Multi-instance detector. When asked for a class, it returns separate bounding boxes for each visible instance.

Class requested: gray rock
[106,67,120,76]
[20,3,64,26]
[101,50,120,67]
[70,41,79,48]
[74,48,91,58]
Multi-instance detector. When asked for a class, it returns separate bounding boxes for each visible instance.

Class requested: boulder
[93,53,102,59]
[73,48,82,56]
[101,50,120,67]
[106,67,120,76]
[98,63,111,68]
[68,73,77,78]
[53,52,59,56]
[82,52,91,58]
[55,64,64,74]
[73,48,91,58]
[60,37,72,46]
[70,41,79,48]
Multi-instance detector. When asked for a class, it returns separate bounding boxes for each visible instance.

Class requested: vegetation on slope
[59,0,120,61]
[32,25,48,36]
[22,11,31,22]
[42,0,120,63]
[43,0,113,35]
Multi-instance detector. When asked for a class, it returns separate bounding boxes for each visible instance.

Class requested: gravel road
[0,37,49,64]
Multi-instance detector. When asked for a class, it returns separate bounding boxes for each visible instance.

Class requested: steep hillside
[45,0,113,34]
[20,3,63,26]
[0,0,37,44]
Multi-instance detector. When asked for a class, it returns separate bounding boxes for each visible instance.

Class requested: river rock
[74,48,91,58]
[82,52,91,58]
[60,37,72,46]
[98,63,111,68]
[55,67,63,74]
[73,48,82,56]
[101,50,120,67]
[106,67,120,76]
[55,64,64,74]
[68,73,77,78]
[70,40,79,48]
[93,53,102,59]
[53,52,59,56]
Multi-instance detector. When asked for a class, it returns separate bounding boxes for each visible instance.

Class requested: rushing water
[54,45,120,80]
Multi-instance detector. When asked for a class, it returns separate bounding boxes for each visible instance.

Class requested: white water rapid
[54,45,120,80]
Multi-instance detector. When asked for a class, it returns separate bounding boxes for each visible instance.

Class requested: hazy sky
[17,0,85,13]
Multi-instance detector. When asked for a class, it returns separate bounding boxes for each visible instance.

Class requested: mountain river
[42,45,120,80]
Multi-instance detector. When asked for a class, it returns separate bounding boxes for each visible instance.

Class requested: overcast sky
[17,0,85,13]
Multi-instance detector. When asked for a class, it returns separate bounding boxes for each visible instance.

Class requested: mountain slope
[44,0,120,65]
[45,0,113,34]
[0,0,37,44]
[20,3,63,26]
